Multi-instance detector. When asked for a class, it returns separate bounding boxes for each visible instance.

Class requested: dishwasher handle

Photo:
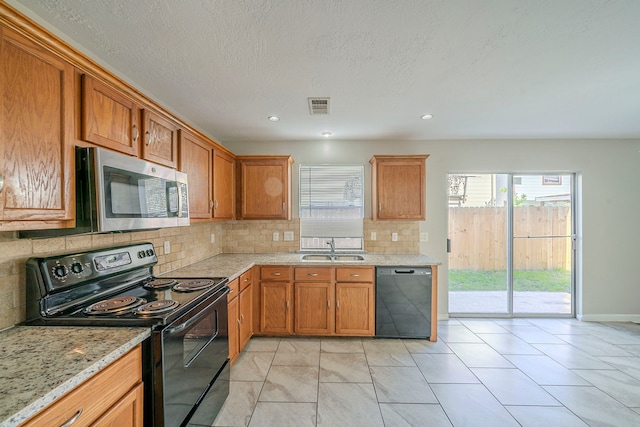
[394,269,415,274]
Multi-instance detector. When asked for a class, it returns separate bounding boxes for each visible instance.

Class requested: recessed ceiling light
[321,131,333,138]
[421,114,433,120]
[267,115,280,122]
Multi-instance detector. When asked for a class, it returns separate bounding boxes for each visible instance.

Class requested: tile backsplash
[0,219,418,329]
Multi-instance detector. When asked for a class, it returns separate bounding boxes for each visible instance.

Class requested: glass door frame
[448,172,576,318]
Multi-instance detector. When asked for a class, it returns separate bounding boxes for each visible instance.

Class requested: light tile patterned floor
[212,319,640,426]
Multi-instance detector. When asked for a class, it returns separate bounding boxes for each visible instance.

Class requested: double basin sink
[301,254,366,262]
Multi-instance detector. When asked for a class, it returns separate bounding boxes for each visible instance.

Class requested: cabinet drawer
[23,345,142,427]
[336,267,374,283]
[260,266,291,281]
[294,267,333,282]
[239,269,253,291]
[228,277,240,301]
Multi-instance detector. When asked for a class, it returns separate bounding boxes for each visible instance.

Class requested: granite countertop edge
[160,252,441,280]
[0,327,150,427]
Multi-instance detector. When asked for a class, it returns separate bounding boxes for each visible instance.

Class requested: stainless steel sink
[301,254,334,261]
[332,254,365,261]
[301,254,365,262]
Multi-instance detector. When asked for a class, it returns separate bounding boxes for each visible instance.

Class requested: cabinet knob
[145,130,151,146]
[132,124,139,143]
[0,172,3,194]
[327,300,331,309]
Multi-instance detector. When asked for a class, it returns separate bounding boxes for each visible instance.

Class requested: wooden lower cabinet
[259,266,293,334]
[294,282,333,335]
[291,266,375,337]
[227,278,240,364]
[22,345,143,427]
[228,270,254,365]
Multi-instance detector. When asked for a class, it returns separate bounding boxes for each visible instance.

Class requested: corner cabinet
[236,156,293,220]
[0,24,74,230]
[370,155,429,220]
[179,130,235,221]
[22,345,143,427]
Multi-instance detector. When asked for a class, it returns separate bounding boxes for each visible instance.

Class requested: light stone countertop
[161,252,441,281]
[0,326,150,427]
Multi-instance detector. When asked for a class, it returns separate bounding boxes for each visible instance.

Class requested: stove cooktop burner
[135,299,180,316]
[144,278,177,290]
[83,296,147,315]
[173,279,217,292]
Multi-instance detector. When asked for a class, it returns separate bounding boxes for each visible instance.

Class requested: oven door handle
[165,292,225,335]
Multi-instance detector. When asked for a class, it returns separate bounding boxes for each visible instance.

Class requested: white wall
[226,138,640,322]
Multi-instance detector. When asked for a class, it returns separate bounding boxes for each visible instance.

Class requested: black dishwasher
[375,266,432,339]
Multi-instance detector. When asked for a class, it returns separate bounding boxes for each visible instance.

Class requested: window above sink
[299,164,364,252]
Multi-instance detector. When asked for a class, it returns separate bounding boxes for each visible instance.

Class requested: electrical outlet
[392,232,398,242]
[420,232,429,242]
[272,232,280,241]
[370,231,377,241]
[163,241,171,254]
[210,233,216,243]
[283,231,294,241]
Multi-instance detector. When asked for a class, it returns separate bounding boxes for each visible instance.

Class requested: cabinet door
[260,282,292,334]
[371,155,427,220]
[228,294,239,363]
[238,284,253,350]
[92,382,144,427]
[81,74,141,156]
[213,149,235,220]
[179,130,213,219]
[141,109,179,168]
[237,156,292,220]
[0,26,74,225]
[294,282,333,335]
[335,283,375,336]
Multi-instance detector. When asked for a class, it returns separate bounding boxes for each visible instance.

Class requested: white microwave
[21,147,189,238]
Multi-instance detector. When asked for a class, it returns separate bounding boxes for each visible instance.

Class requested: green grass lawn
[449,269,571,292]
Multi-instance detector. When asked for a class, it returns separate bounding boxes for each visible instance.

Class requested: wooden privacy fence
[448,206,571,270]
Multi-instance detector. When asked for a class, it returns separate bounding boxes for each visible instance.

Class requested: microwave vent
[308,97,330,115]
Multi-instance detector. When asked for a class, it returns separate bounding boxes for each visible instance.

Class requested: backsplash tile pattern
[0,219,419,329]
[0,223,223,329]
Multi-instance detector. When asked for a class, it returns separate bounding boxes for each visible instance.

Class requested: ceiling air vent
[308,97,330,115]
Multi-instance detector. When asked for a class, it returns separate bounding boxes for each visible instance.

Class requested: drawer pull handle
[60,408,83,427]
[350,274,360,277]
[272,272,281,276]
[308,273,318,277]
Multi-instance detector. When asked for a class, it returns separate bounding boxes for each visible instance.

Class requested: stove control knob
[138,250,146,259]
[146,249,154,257]
[52,265,68,280]
[70,262,84,274]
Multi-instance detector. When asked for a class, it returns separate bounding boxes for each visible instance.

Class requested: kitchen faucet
[327,237,336,254]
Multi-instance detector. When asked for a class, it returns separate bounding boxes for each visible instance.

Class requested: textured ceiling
[7,0,640,142]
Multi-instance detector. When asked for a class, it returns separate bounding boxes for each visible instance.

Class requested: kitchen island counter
[0,326,150,427]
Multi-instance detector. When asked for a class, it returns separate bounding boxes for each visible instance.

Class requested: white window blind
[299,164,364,240]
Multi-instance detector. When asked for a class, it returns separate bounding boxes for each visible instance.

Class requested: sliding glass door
[447,173,574,317]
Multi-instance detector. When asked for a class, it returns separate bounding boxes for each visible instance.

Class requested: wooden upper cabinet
[179,130,213,219]
[370,155,429,220]
[213,148,235,220]
[179,130,235,221]
[81,74,141,156]
[141,109,179,168]
[0,25,74,227]
[237,156,293,220]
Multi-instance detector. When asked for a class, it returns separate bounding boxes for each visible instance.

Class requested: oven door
[160,289,229,427]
